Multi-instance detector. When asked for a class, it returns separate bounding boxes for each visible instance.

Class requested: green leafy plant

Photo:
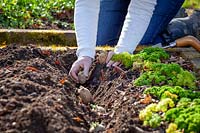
[139,98,175,128]
[165,99,200,133]
[166,123,181,133]
[183,0,200,9]
[111,47,169,68]
[138,47,170,62]
[156,98,175,112]
[140,95,200,132]
[134,63,197,89]
[139,103,161,128]
[143,85,200,132]
[144,86,200,100]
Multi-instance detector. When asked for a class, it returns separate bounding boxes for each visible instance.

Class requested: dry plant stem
[113,66,126,74]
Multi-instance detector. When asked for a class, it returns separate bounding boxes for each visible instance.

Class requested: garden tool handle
[176,35,200,52]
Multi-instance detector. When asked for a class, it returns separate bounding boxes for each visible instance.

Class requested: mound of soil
[0,45,90,132]
[0,44,199,133]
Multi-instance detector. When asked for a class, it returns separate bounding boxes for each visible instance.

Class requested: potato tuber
[78,86,93,104]
[78,71,88,84]
[97,51,107,64]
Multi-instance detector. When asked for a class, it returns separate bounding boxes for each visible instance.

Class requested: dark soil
[0,44,199,133]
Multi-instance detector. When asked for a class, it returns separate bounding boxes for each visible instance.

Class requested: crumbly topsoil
[0,44,199,133]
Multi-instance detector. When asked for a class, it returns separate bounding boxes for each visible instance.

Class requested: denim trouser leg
[140,0,185,45]
[97,0,185,46]
[96,0,130,46]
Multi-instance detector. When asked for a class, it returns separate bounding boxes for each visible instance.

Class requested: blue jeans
[97,0,185,46]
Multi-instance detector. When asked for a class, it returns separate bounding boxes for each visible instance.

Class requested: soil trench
[0,44,199,133]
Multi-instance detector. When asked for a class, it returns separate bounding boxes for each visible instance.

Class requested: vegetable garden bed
[0,44,199,133]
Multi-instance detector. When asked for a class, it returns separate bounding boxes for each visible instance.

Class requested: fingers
[106,60,114,67]
[107,61,120,67]
[106,51,114,63]
[106,51,115,67]
[69,64,80,82]
[106,51,121,67]
[69,56,92,83]
[83,63,90,77]
[112,62,120,67]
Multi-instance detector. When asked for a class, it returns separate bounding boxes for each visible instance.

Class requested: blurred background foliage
[0,0,75,29]
[0,0,199,29]
[183,0,200,9]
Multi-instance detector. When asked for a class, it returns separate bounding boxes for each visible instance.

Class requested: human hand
[69,56,92,82]
[106,51,120,67]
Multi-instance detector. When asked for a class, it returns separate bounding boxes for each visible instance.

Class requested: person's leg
[96,0,130,46]
[140,0,185,45]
